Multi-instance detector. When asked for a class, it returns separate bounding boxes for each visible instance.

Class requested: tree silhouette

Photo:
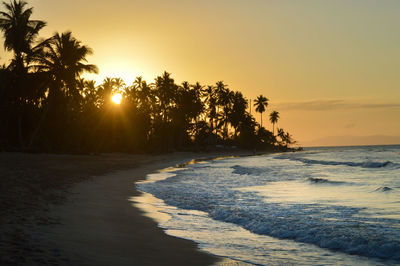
[228,91,248,138]
[277,128,294,149]
[215,81,233,141]
[269,110,279,136]
[203,85,217,138]
[0,2,298,153]
[154,71,177,123]
[29,31,98,148]
[113,77,125,92]
[0,0,45,71]
[133,76,155,115]
[34,31,98,98]
[0,0,46,147]
[254,95,268,128]
[190,82,204,142]
[98,77,115,107]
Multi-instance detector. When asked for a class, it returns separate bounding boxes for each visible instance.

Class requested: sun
[111,93,123,104]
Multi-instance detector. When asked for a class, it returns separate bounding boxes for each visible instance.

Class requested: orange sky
[1,0,399,146]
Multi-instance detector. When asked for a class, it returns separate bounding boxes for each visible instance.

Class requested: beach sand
[0,151,254,265]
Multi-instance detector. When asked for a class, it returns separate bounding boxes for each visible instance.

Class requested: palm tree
[228,91,248,138]
[0,0,46,147]
[215,81,227,111]
[284,132,294,147]
[191,82,204,141]
[269,110,279,136]
[154,71,177,122]
[237,113,258,149]
[0,0,46,71]
[98,77,115,107]
[34,31,98,99]
[81,79,98,107]
[113,77,125,92]
[214,81,234,141]
[29,31,98,147]
[192,82,203,95]
[203,85,216,133]
[277,128,294,149]
[277,128,285,146]
[253,95,268,128]
[133,76,153,109]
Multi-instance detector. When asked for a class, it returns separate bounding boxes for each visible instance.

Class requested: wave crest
[276,155,394,169]
[231,165,265,176]
[307,177,346,185]
[374,186,393,192]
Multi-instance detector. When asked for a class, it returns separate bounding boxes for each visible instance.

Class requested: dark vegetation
[0,0,297,153]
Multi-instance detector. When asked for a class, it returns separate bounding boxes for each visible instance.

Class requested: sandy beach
[0,151,254,265]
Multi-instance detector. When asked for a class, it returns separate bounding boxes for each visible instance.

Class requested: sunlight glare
[111,93,123,104]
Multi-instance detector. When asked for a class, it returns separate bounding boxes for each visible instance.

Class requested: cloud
[272,100,400,111]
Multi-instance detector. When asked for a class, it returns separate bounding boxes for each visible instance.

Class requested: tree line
[0,0,296,153]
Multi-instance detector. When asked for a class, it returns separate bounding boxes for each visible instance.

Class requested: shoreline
[41,152,222,265]
[1,151,262,265]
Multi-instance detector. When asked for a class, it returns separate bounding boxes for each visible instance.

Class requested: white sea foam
[137,145,400,265]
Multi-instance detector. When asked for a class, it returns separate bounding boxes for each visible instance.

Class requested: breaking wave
[374,186,393,192]
[232,165,266,176]
[275,156,394,169]
[307,177,347,185]
[138,169,400,262]
[137,145,400,264]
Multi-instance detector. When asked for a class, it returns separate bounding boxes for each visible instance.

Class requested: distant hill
[301,135,400,147]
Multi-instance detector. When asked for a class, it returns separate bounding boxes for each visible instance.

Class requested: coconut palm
[34,31,98,100]
[277,128,294,148]
[203,85,217,140]
[154,71,177,122]
[277,128,285,146]
[253,95,268,128]
[113,77,125,92]
[192,82,203,93]
[133,76,154,110]
[214,81,234,140]
[190,81,204,139]
[81,79,98,107]
[29,31,98,147]
[215,81,228,109]
[98,77,115,106]
[269,110,279,136]
[228,91,248,138]
[0,0,46,71]
[0,0,46,147]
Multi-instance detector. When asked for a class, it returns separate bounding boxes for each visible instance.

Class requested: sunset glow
[2,2,400,265]
[111,93,122,105]
[1,0,399,146]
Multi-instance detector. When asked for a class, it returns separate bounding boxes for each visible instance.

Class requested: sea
[135,145,400,265]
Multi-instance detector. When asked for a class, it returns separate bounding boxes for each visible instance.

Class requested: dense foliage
[0,0,296,153]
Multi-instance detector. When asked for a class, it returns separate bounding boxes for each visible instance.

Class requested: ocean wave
[138,149,400,263]
[307,177,346,185]
[275,155,394,169]
[374,186,393,192]
[139,176,400,262]
[206,203,400,261]
[361,161,392,168]
[231,165,266,176]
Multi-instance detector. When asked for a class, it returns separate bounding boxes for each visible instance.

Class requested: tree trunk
[17,111,25,149]
[28,90,56,149]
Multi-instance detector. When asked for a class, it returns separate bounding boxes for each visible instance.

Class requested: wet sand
[1,151,254,265]
[41,153,220,265]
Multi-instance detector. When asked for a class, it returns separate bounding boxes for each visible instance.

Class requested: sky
[1,0,399,146]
